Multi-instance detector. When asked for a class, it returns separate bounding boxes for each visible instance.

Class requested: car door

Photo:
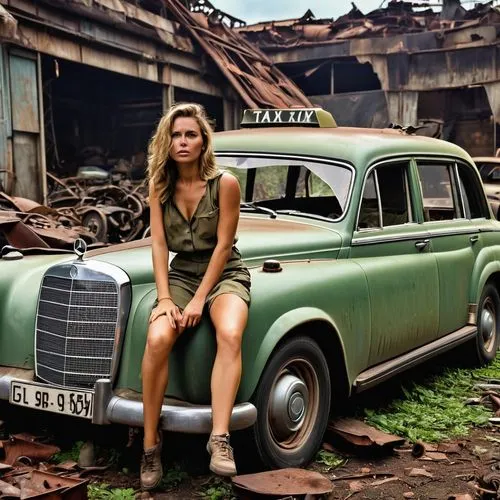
[350,159,439,366]
[415,159,492,336]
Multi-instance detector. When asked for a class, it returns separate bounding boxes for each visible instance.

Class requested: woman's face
[170,117,205,166]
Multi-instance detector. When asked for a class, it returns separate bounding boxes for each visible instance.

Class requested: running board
[354,325,477,393]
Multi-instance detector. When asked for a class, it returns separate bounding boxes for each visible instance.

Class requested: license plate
[9,381,93,419]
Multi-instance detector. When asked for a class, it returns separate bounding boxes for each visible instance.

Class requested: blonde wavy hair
[147,103,218,203]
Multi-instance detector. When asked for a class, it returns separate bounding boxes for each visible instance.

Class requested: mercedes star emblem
[73,238,87,260]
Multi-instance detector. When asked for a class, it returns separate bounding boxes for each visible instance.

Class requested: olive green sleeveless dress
[160,172,251,310]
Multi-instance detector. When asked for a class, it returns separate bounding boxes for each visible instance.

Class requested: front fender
[238,307,345,402]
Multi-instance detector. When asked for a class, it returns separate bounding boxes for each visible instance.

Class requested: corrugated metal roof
[237,1,500,49]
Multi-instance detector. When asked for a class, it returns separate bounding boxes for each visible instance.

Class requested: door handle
[470,235,479,244]
[415,239,430,250]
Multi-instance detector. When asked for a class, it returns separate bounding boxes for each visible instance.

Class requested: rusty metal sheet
[22,470,88,500]
[232,468,333,497]
[9,55,39,134]
[164,0,311,109]
[328,418,406,448]
[1,436,60,466]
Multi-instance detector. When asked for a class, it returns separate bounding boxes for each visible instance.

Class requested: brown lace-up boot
[140,433,163,490]
[206,433,237,477]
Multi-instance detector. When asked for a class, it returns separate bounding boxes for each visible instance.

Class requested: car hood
[87,215,343,282]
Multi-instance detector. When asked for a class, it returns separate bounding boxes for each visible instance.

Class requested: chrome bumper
[0,371,257,434]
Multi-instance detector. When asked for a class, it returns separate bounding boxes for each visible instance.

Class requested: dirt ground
[1,356,500,499]
[2,404,500,500]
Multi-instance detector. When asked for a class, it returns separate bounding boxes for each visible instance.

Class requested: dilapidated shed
[238,0,500,157]
[0,0,309,203]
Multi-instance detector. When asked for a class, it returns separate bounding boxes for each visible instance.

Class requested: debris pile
[0,168,150,250]
[47,171,149,244]
[0,434,88,500]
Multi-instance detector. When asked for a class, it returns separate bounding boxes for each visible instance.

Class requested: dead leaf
[372,477,399,486]
[421,452,448,461]
[349,480,364,492]
[360,467,371,474]
[404,468,434,478]
[437,443,462,454]
[403,493,415,499]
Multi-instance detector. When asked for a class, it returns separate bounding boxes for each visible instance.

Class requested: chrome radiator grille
[35,262,130,389]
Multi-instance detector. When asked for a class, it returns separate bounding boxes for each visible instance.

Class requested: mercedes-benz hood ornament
[73,238,87,261]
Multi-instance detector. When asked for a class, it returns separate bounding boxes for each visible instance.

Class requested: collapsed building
[238,0,500,157]
[0,0,309,205]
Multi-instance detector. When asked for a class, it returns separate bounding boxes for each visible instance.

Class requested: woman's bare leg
[209,294,248,435]
[142,316,179,448]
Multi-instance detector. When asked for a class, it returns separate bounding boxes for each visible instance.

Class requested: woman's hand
[180,296,205,328]
[150,298,181,329]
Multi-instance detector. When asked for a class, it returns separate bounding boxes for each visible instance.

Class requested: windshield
[216,155,353,220]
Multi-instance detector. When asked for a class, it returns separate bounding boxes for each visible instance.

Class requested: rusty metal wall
[0,45,8,191]
[8,51,41,201]
[9,53,39,133]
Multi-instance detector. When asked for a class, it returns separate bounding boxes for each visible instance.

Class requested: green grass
[364,357,500,443]
[197,477,235,500]
[160,464,189,490]
[52,440,84,463]
[88,484,135,500]
[315,449,347,470]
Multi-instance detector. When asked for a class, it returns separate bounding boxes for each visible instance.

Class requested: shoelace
[143,450,160,472]
[212,436,234,460]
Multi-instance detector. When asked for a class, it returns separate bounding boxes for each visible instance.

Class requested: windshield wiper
[240,202,277,219]
[275,209,334,221]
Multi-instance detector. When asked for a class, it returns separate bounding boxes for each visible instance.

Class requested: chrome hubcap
[269,373,309,441]
[481,298,496,351]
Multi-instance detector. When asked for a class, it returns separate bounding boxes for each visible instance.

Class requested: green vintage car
[1,108,500,469]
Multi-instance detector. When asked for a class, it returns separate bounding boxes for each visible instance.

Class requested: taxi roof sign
[240,108,337,128]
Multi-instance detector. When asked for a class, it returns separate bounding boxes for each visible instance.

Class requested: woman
[140,103,251,490]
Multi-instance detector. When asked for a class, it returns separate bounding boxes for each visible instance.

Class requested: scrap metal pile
[238,1,500,46]
[0,170,149,251]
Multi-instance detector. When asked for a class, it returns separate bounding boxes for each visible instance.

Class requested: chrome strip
[354,325,476,392]
[352,226,481,246]
[34,259,131,388]
[215,152,355,223]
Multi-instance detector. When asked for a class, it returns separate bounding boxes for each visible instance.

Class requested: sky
[212,0,387,24]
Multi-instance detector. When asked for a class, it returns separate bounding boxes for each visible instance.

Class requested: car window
[296,168,335,198]
[253,164,288,200]
[358,162,411,230]
[457,163,490,219]
[476,162,500,182]
[417,163,458,221]
[217,155,352,220]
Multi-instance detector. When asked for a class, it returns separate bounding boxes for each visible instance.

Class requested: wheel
[474,283,500,365]
[252,336,331,469]
[81,210,108,243]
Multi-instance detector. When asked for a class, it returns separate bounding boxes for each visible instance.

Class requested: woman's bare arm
[149,183,179,327]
